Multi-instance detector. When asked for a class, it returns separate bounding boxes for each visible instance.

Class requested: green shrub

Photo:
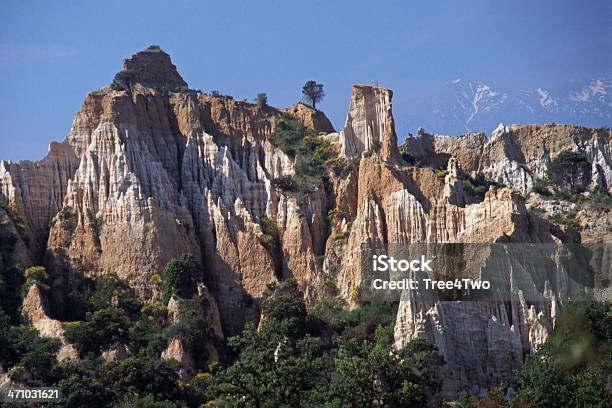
[162,253,200,304]
[261,294,308,337]
[270,114,340,200]
[58,206,77,234]
[255,92,267,107]
[434,169,448,178]
[516,301,611,408]
[56,373,114,408]
[89,274,140,317]
[548,212,578,227]
[546,150,591,196]
[326,156,354,177]
[332,231,350,241]
[587,191,612,211]
[363,139,382,158]
[24,266,48,284]
[532,177,552,196]
[463,179,488,196]
[64,307,131,357]
[257,217,280,253]
[90,216,103,235]
[101,357,181,401]
[0,312,60,384]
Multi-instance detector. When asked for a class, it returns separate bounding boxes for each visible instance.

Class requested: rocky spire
[338,85,399,160]
[111,45,188,92]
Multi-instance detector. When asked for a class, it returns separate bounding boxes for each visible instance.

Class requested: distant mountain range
[410,78,611,135]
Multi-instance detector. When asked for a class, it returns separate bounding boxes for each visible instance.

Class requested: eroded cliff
[1,47,610,396]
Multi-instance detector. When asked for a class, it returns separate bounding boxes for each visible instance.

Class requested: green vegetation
[88,273,140,317]
[515,301,611,408]
[58,206,77,234]
[548,211,579,227]
[65,307,131,357]
[533,150,596,200]
[311,298,398,339]
[4,250,607,407]
[463,174,490,197]
[257,216,280,253]
[166,299,213,369]
[23,265,49,285]
[0,200,28,238]
[332,230,350,241]
[435,168,449,178]
[0,310,60,385]
[547,151,590,196]
[90,215,104,238]
[532,176,552,196]
[209,286,442,407]
[0,254,218,407]
[302,80,325,109]
[363,139,382,158]
[270,114,340,203]
[162,253,200,304]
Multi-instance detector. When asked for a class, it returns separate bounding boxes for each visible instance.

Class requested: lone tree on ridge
[302,81,325,110]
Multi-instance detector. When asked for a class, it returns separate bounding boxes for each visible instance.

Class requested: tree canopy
[302,80,325,110]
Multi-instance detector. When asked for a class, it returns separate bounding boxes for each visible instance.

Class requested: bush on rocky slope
[162,253,200,304]
[270,114,341,203]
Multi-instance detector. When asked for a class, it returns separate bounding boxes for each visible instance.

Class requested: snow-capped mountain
[414,79,611,135]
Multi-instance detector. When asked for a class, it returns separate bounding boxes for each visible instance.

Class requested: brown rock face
[281,102,336,134]
[111,45,188,92]
[338,85,399,160]
[21,284,78,362]
[1,142,78,259]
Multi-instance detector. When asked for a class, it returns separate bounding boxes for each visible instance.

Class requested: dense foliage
[0,261,445,407]
[209,283,444,407]
[2,245,609,407]
[162,253,200,304]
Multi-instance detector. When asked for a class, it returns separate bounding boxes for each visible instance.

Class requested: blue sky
[1,0,610,161]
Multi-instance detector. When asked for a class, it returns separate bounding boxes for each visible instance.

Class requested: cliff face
[401,123,611,196]
[1,47,610,396]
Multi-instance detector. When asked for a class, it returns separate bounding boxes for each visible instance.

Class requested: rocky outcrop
[401,124,612,195]
[21,284,78,362]
[15,48,336,335]
[164,292,223,382]
[112,46,188,92]
[0,142,78,259]
[338,85,399,161]
[161,337,196,382]
[282,102,335,134]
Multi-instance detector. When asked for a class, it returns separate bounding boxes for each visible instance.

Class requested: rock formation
[401,124,611,196]
[338,85,399,161]
[1,47,610,397]
[21,284,78,362]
